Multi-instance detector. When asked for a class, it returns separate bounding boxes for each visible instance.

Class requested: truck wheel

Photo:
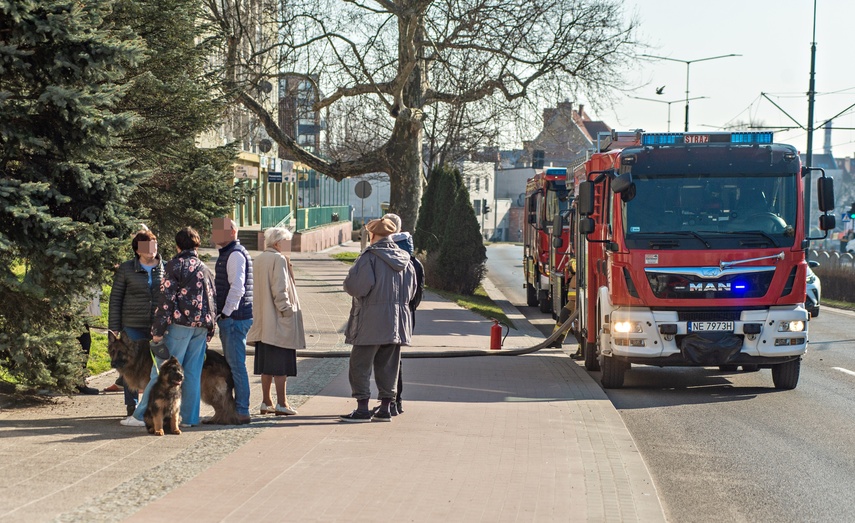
[538,292,552,314]
[600,355,626,389]
[771,359,800,390]
[582,337,600,371]
[526,283,538,307]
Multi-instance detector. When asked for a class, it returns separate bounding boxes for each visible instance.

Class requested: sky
[583,0,855,160]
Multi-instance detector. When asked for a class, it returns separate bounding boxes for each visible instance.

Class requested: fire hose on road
[298,310,579,359]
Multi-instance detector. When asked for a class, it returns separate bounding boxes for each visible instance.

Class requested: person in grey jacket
[109,228,163,418]
[340,217,417,423]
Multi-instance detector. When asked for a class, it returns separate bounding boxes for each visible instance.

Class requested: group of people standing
[107,211,423,427]
[111,220,304,428]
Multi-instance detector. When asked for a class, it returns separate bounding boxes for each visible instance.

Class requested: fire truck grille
[646,270,774,299]
[677,311,742,322]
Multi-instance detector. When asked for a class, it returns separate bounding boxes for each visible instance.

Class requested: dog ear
[120,330,131,344]
[108,330,118,343]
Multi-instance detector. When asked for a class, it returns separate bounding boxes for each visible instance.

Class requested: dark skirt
[253,341,297,376]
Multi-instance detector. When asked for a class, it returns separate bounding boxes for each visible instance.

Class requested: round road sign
[355,180,372,199]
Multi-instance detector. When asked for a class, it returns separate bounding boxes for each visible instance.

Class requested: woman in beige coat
[247,227,306,416]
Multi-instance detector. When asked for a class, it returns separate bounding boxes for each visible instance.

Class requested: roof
[800,153,839,170]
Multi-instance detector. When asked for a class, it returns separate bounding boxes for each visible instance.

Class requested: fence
[296,205,350,231]
[260,205,292,229]
[810,250,855,303]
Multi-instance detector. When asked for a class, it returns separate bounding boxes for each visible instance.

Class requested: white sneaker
[120,416,145,427]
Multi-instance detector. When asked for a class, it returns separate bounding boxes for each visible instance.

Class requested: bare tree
[204,0,639,231]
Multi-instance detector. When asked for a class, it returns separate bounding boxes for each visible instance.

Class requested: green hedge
[813,263,855,303]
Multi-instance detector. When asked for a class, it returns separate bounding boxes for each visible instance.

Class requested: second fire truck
[523,167,573,315]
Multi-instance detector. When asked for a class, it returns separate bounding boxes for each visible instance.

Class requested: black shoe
[77,385,99,395]
[372,409,392,422]
[126,405,136,416]
[396,401,403,414]
[340,409,373,423]
[389,402,398,416]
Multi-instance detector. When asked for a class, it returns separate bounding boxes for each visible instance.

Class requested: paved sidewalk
[0,242,665,522]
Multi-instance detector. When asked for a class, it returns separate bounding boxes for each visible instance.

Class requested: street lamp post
[630,96,708,132]
[641,53,741,131]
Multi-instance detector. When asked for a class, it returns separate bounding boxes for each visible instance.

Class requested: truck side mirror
[578,182,594,216]
[552,214,564,237]
[817,177,835,212]
[611,172,633,194]
[819,214,836,231]
[579,217,595,235]
[620,182,636,203]
[552,236,564,248]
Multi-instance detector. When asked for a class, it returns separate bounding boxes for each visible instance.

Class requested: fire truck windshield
[623,172,798,249]
[545,182,570,221]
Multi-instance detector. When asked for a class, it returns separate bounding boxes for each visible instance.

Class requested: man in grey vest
[213,217,253,424]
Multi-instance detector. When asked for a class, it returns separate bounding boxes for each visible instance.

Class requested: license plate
[688,321,734,332]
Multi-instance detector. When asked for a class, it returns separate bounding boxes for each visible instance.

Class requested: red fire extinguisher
[490,319,509,350]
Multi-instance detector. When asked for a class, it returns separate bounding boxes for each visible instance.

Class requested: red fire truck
[572,130,835,389]
[523,167,572,314]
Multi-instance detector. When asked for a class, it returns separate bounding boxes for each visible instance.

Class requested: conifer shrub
[422,166,486,295]
[414,165,462,254]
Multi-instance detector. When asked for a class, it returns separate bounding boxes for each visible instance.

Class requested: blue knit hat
[390,231,413,254]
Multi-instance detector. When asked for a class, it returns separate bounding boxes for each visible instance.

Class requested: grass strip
[822,298,855,312]
[429,286,515,329]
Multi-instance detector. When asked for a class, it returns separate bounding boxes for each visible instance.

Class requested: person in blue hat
[383,213,424,415]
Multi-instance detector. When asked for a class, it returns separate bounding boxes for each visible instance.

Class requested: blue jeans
[122,327,149,409]
[134,325,208,425]
[217,317,252,416]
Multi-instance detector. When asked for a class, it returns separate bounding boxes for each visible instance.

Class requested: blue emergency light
[731,279,750,296]
[641,132,774,146]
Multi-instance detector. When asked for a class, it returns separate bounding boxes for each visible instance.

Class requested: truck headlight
[613,321,643,334]
[778,320,805,332]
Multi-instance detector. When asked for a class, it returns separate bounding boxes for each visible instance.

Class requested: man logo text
[689,283,731,292]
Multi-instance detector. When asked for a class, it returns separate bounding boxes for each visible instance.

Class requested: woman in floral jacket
[125,227,216,428]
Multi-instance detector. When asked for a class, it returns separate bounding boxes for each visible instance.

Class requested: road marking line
[833,367,855,377]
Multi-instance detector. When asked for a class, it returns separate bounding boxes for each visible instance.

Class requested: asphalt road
[486,243,855,523]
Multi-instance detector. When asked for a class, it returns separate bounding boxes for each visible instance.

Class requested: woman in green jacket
[109,228,163,419]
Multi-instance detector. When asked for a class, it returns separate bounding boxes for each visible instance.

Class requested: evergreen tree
[414,165,462,253]
[424,166,486,295]
[0,0,143,389]
[413,165,441,252]
[108,0,236,239]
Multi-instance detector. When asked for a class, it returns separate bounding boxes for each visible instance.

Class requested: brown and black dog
[107,331,153,393]
[144,356,183,436]
[108,331,240,425]
[200,350,240,425]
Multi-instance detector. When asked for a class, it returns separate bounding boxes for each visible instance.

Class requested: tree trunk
[386,110,423,233]
[385,13,427,233]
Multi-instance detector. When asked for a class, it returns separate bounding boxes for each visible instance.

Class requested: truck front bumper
[601,305,808,366]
